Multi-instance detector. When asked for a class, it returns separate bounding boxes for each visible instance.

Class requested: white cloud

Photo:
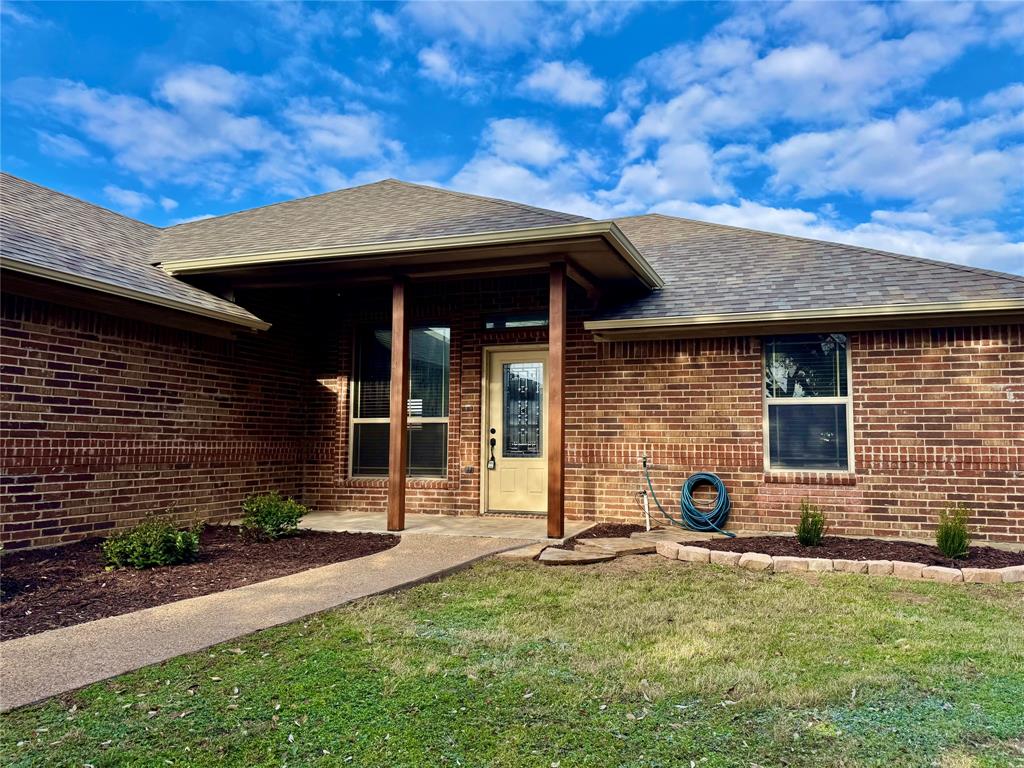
[103,185,153,214]
[289,103,403,159]
[380,1,638,54]
[169,212,215,226]
[36,131,90,160]
[404,1,540,50]
[159,196,178,212]
[607,141,732,207]
[653,198,1024,274]
[20,76,283,188]
[0,4,52,28]
[156,64,250,111]
[370,9,400,39]
[484,118,566,167]
[628,3,987,153]
[452,119,611,218]
[451,154,610,219]
[766,98,1024,216]
[417,44,478,88]
[518,61,605,107]
[980,83,1024,112]
[12,64,408,200]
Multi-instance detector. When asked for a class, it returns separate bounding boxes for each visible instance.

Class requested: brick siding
[0,292,309,549]
[3,279,1022,549]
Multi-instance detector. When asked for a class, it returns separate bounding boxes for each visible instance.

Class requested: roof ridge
[627,211,1024,286]
[0,172,159,233]
[161,178,586,233]
[379,178,588,224]
[160,178,403,231]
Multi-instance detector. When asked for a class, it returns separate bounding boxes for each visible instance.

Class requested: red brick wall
[569,325,1024,543]
[0,292,309,549]
[305,277,1023,544]
[4,280,1022,549]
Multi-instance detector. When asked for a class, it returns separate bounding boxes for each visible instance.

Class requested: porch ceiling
[156,221,664,293]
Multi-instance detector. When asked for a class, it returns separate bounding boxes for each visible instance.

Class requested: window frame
[348,325,451,479]
[761,333,855,474]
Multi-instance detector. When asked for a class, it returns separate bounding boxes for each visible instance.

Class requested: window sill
[343,477,456,490]
[763,471,857,486]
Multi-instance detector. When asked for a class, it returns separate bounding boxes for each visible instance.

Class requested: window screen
[764,334,851,471]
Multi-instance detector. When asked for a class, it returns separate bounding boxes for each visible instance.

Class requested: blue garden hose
[642,456,735,537]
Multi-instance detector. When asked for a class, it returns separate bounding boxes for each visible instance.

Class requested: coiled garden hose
[641,456,735,538]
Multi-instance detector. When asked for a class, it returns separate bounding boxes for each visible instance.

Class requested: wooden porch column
[387,277,410,531]
[547,262,566,538]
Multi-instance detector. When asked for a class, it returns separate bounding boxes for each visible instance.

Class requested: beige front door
[485,349,547,513]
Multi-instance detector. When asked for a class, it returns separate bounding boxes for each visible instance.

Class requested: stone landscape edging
[653,541,1024,584]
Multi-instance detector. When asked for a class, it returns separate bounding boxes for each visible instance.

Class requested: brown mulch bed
[699,535,1024,569]
[0,526,399,641]
[553,522,647,551]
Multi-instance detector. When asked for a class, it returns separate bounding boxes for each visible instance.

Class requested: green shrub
[102,516,202,570]
[240,492,307,541]
[796,499,827,547]
[936,503,971,559]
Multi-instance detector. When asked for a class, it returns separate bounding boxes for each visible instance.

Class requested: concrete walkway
[301,511,591,542]
[0,533,525,712]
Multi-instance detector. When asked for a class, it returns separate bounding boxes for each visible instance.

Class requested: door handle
[487,433,496,470]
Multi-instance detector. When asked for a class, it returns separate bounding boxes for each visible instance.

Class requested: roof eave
[156,221,666,290]
[1,258,271,331]
[584,298,1024,339]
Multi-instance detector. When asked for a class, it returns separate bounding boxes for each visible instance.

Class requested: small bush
[796,500,827,546]
[936,503,971,559]
[240,492,307,541]
[102,516,202,570]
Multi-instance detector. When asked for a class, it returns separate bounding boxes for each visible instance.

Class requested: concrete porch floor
[301,511,592,543]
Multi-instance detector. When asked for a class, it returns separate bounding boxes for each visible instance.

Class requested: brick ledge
[763,471,857,486]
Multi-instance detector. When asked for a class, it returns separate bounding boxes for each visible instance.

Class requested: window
[350,326,450,477]
[484,313,548,330]
[764,334,852,471]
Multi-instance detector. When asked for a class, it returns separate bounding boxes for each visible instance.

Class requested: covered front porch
[163,220,661,539]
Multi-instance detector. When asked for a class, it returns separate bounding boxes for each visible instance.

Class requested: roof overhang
[585,298,1024,340]
[1,258,271,333]
[157,221,664,291]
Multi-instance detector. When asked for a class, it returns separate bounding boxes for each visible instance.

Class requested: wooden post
[547,262,566,538]
[387,277,409,531]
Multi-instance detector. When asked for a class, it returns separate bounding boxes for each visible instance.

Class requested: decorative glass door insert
[502,362,543,458]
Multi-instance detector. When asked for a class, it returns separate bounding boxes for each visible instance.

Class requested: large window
[764,334,852,471]
[350,326,450,477]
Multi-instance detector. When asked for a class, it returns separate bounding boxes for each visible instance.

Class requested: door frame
[479,343,549,515]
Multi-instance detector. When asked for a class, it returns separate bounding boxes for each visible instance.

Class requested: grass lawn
[2,557,1023,767]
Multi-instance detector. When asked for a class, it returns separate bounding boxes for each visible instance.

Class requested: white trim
[585,298,1024,334]
[761,334,855,474]
[158,220,665,290]
[348,325,452,480]
[1,258,270,330]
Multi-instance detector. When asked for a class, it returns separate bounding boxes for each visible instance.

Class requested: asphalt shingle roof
[3,173,1021,330]
[0,173,266,328]
[600,213,1024,321]
[152,179,587,263]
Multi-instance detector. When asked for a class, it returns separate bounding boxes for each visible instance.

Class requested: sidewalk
[0,533,526,711]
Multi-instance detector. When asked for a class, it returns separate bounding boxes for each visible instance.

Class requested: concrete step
[537,547,617,565]
[576,537,657,556]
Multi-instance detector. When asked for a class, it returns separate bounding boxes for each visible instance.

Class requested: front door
[485,349,547,513]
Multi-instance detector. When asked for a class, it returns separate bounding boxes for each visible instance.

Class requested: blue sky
[2,1,1023,274]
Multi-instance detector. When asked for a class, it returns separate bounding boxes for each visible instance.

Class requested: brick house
[2,172,1023,550]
